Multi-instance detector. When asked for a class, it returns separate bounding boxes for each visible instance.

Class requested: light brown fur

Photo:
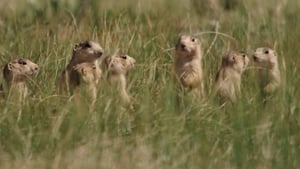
[174,35,204,97]
[58,40,103,95]
[1,58,39,102]
[253,47,281,94]
[73,62,101,107]
[104,53,136,103]
[214,51,249,102]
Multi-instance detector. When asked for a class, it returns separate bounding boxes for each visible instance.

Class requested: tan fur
[253,47,281,93]
[2,58,38,102]
[58,40,104,94]
[214,51,249,102]
[73,62,101,107]
[104,53,136,103]
[174,35,204,97]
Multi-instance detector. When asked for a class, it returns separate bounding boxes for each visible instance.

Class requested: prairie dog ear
[273,50,278,57]
[73,43,81,52]
[73,43,83,52]
[7,63,14,70]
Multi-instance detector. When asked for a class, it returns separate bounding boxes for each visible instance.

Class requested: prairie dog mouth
[28,70,38,76]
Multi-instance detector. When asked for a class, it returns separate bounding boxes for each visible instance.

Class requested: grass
[0,0,299,168]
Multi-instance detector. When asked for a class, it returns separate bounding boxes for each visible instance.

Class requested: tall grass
[0,0,299,168]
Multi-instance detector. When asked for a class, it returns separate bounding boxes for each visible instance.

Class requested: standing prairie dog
[214,51,249,102]
[73,62,101,107]
[174,35,204,97]
[253,47,281,94]
[58,40,103,94]
[104,53,136,103]
[1,58,39,102]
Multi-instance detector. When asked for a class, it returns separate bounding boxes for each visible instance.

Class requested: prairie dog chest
[176,58,201,74]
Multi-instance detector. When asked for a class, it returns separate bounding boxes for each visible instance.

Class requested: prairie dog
[59,40,103,94]
[253,47,281,93]
[214,51,249,102]
[73,62,101,107]
[1,58,39,102]
[174,35,204,97]
[73,63,101,85]
[104,53,136,103]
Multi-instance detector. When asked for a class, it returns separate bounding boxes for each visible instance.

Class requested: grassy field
[0,0,299,168]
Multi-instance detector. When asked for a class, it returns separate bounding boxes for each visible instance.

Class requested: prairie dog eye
[264,49,269,54]
[82,42,91,48]
[191,37,196,42]
[120,55,127,59]
[239,51,246,57]
[18,59,27,65]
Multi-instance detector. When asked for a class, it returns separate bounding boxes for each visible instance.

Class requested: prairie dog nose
[95,51,103,57]
[253,55,258,61]
[180,44,186,49]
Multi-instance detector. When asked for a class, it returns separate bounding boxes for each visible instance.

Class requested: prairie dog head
[253,47,278,68]
[73,63,99,83]
[104,53,136,75]
[175,35,201,59]
[221,51,249,73]
[72,41,104,64]
[3,58,39,83]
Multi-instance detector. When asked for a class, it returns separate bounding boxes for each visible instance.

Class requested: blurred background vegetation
[0,0,299,168]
